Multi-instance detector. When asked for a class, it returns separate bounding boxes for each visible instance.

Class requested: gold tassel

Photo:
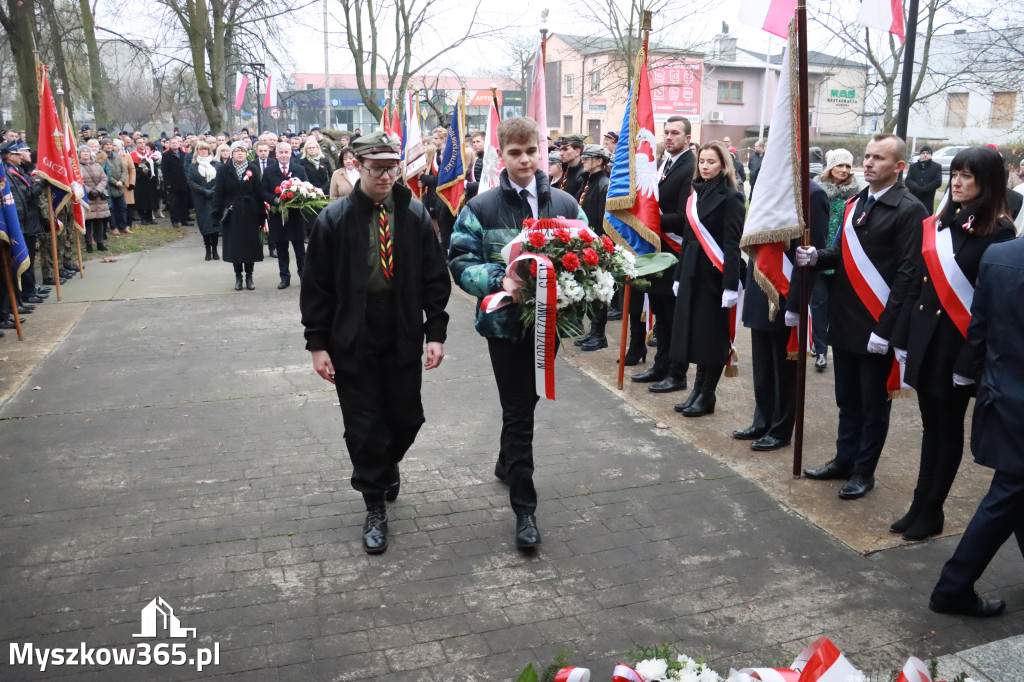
[888,388,916,401]
[725,365,739,378]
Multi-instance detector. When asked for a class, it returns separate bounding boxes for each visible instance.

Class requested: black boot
[205,244,212,261]
[234,275,243,291]
[245,274,255,290]
[890,497,923,534]
[211,242,220,260]
[682,365,722,417]
[674,365,705,413]
[574,330,596,347]
[580,319,608,351]
[96,242,107,251]
[619,324,647,365]
[903,502,944,541]
[86,243,94,253]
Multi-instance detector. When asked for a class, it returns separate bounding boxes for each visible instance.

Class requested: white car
[910,145,970,172]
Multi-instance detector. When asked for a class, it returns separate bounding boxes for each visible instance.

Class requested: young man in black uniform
[300,132,451,554]
[574,144,613,351]
[555,134,586,197]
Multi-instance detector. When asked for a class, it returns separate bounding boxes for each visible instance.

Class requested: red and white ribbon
[480,251,557,401]
[727,282,743,374]
[790,637,861,682]
[732,668,800,682]
[840,199,889,320]
[554,667,591,682]
[921,215,973,338]
[611,664,644,682]
[686,191,724,271]
[896,656,932,682]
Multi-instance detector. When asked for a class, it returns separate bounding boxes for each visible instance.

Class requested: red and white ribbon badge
[733,667,800,682]
[553,667,591,682]
[686,191,724,271]
[611,664,644,682]
[480,252,557,401]
[921,216,973,338]
[790,636,861,682]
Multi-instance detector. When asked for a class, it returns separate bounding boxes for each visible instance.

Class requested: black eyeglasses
[365,165,402,178]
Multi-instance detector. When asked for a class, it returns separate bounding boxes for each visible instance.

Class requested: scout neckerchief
[375,202,394,280]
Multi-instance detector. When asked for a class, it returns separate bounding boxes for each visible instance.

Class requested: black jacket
[815,183,929,353]
[654,149,696,295]
[966,238,1024,475]
[669,178,746,365]
[555,161,585,198]
[300,182,451,371]
[748,152,764,189]
[260,161,308,242]
[211,161,265,264]
[891,213,1015,397]
[299,156,332,195]
[5,164,43,236]
[905,159,942,211]
[161,150,188,192]
[742,182,829,332]
[577,171,610,234]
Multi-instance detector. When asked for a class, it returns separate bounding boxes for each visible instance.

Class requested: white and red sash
[840,198,911,398]
[553,667,590,682]
[611,664,643,682]
[921,215,973,337]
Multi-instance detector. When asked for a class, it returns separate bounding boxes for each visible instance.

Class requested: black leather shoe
[25,295,44,304]
[903,504,944,541]
[631,367,666,383]
[385,466,400,502]
[802,459,852,481]
[277,278,290,290]
[815,355,827,372]
[580,334,608,351]
[649,376,686,393]
[606,308,623,320]
[268,248,278,258]
[929,592,1005,618]
[751,435,791,451]
[732,426,767,441]
[838,474,874,500]
[18,305,35,314]
[647,334,658,347]
[1,319,16,329]
[574,330,596,346]
[515,514,541,548]
[64,263,80,272]
[362,508,388,554]
[35,286,51,294]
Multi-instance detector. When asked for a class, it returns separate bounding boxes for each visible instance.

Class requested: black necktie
[661,157,673,180]
[261,161,265,173]
[519,189,533,219]
[865,195,876,212]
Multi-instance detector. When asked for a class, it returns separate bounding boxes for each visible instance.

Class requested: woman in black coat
[212,142,265,291]
[186,141,221,261]
[669,141,746,417]
[890,146,1017,540]
[299,138,332,239]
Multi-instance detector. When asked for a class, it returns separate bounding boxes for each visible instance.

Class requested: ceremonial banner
[62,106,88,235]
[263,72,278,108]
[738,0,798,39]
[382,100,392,136]
[436,94,466,216]
[0,159,31,284]
[234,72,248,111]
[391,103,403,146]
[857,0,906,43]
[528,35,547,137]
[740,22,803,319]
[480,100,504,191]
[603,41,662,256]
[403,92,427,197]
[34,69,72,215]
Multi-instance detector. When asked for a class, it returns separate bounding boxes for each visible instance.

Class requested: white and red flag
[403,91,427,197]
[263,72,278,108]
[234,72,248,111]
[61,106,87,236]
[528,35,547,138]
[857,0,906,43]
[738,0,798,38]
[391,103,402,146]
[480,99,504,191]
[34,69,72,216]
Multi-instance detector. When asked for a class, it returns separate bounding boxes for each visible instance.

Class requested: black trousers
[488,337,546,516]
[21,235,38,292]
[915,388,973,504]
[933,469,1024,600]
[438,208,456,258]
[166,190,189,224]
[232,262,254,275]
[276,238,305,281]
[832,348,893,476]
[650,291,685,380]
[749,328,797,441]
[334,306,424,508]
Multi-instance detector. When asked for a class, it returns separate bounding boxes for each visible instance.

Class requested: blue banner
[0,160,31,285]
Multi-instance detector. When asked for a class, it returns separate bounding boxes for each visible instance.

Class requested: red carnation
[562,252,580,272]
[528,231,548,248]
[275,186,282,195]
[601,235,615,253]
[582,248,599,267]
[284,192,294,200]
[530,261,538,276]
[553,227,572,243]
[579,230,595,245]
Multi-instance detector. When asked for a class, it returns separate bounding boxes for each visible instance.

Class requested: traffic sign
[269,107,282,120]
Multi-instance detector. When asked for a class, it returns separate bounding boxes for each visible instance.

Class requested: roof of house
[735,47,866,71]
[552,33,702,58]
[290,73,519,91]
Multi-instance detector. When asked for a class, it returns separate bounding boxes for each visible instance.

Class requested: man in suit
[253,140,278,258]
[734,181,828,451]
[632,115,695,394]
[796,134,929,499]
[929,237,1024,618]
[162,136,192,228]
[261,141,309,289]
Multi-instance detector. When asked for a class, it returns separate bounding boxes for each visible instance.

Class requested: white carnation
[635,658,669,682]
[556,271,585,309]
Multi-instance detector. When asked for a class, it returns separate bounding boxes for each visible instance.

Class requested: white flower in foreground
[635,658,669,682]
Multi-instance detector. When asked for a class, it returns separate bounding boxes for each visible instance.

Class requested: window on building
[717,81,743,104]
[945,93,969,128]
[564,74,574,97]
[991,92,1017,129]
[591,71,601,94]
[563,116,573,133]
[305,83,313,91]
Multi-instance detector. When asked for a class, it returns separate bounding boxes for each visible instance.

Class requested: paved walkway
[1,230,1021,681]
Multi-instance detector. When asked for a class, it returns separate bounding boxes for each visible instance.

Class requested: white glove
[866,333,889,355]
[721,289,739,308]
[894,348,907,364]
[784,311,799,327]
[953,373,975,387]
[672,280,679,297]
[795,246,818,267]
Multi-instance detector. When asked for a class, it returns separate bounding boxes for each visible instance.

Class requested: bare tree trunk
[78,0,108,126]
[0,0,41,142]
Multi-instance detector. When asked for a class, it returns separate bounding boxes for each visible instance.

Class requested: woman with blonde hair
[215,143,231,166]
[670,141,746,417]
[187,141,221,260]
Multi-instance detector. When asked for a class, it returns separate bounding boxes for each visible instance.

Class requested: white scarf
[196,155,216,182]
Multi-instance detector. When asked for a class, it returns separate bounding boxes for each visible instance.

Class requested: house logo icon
[133,597,197,639]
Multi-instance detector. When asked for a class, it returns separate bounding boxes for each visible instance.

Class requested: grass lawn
[81,224,188,261]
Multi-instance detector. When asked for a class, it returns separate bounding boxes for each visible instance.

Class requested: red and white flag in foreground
[857,0,906,43]
[234,72,248,110]
[264,73,278,108]
[528,36,547,138]
[738,0,797,38]
[480,100,504,191]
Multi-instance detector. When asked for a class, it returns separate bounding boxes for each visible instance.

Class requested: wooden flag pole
[46,187,62,301]
[793,1,812,478]
[74,225,84,275]
[617,282,632,389]
[0,244,24,340]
